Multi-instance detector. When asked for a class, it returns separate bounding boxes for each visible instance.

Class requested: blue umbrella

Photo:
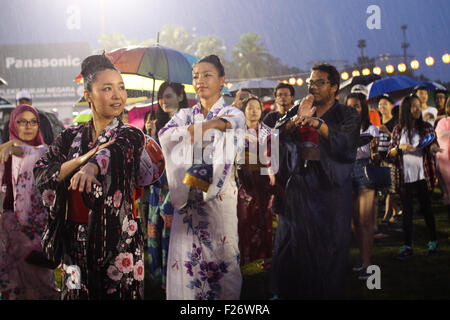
[367,76,435,99]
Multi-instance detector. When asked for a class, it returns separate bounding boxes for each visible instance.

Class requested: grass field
[239,192,450,300]
[55,191,450,300]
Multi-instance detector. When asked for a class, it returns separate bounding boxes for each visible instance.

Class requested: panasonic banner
[0,42,91,120]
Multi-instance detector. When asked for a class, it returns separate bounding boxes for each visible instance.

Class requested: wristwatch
[315,118,324,130]
[218,117,230,127]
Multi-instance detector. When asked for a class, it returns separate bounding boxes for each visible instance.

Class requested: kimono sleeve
[34,129,75,208]
[219,106,246,130]
[20,145,49,167]
[318,105,360,187]
[157,108,193,210]
[87,125,144,198]
[323,106,360,162]
[436,118,450,142]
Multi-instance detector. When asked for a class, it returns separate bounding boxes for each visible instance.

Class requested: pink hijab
[8,104,44,146]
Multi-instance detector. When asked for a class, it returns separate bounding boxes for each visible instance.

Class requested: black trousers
[400,180,437,246]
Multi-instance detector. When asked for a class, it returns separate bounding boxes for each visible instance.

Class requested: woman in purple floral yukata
[0,104,59,300]
[159,55,245,300]
[34,53,153,300]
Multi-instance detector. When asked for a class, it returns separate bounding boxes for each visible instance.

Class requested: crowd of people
[0,52,449,300]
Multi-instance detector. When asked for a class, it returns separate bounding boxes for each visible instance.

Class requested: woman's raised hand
[0,146,12,163]
[79,139,115,165]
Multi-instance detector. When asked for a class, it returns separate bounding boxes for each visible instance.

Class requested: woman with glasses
[388,94,441,259]
[147,82,188,293]
[158,55,245,300]
[0,104,58,299]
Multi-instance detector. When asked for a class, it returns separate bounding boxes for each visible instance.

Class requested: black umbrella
[339,74,382,103]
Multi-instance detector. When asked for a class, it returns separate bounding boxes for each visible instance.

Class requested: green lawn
[55,192,450,300]
[239,192,450,300]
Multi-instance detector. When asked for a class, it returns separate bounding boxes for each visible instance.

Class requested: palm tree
[194,36,227,61]
[232,33,271,79]
[98,32,139,51]
[157,25,196,54]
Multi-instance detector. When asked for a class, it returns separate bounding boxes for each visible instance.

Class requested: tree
[194,36,227,61]
[96,29,307,83]
[157,25,196,54]
[98,32,139,51]
[232,33,272,79]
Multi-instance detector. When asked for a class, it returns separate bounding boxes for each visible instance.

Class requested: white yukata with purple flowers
[158,97,245,300]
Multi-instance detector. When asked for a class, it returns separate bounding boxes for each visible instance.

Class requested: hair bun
[81,53,115,78]
[81,52,117,91]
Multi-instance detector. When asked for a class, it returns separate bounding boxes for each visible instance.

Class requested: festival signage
[0,42,91,109]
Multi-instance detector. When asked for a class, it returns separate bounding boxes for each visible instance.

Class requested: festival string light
[386,65,394,73]
[410,60,420,70]
[362,68,371,76]
[227,52,448,84]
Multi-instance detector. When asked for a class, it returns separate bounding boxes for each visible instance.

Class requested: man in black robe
[270,63,360,299]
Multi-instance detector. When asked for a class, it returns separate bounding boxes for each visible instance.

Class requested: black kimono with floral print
[34,118,145,300]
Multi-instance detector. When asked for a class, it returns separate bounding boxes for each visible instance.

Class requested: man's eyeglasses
[16,119,39,127]
[276,93,291,98]
[306,79,331,88]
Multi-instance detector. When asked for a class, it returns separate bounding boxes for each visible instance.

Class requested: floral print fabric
[34,118,147,300]
[147,172,173,290]
[159,97,245,300]
[0,145,58,299]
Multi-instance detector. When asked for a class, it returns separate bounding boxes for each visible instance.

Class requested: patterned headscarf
[9,104,44,146]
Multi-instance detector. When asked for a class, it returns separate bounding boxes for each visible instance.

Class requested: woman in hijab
[0,104,59,300]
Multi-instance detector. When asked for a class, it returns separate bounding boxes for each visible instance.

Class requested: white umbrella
[0,76,7,86]
[432,82,447,90]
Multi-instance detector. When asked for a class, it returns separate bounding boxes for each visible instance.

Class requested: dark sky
[1,0,449,81]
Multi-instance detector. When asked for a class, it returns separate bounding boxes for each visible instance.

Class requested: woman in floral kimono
[159,55,245,300]
[34,54,150,300]
[0,104,58,300]
[236,97,276,267]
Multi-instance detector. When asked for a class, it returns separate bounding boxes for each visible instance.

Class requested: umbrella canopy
[0,76,7,86]
[229,79,279,92]
[73,108,92,123]
[340,74,381,90]
[74,46,229,97]
[367,76,435,99]
[106,45,195,84]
